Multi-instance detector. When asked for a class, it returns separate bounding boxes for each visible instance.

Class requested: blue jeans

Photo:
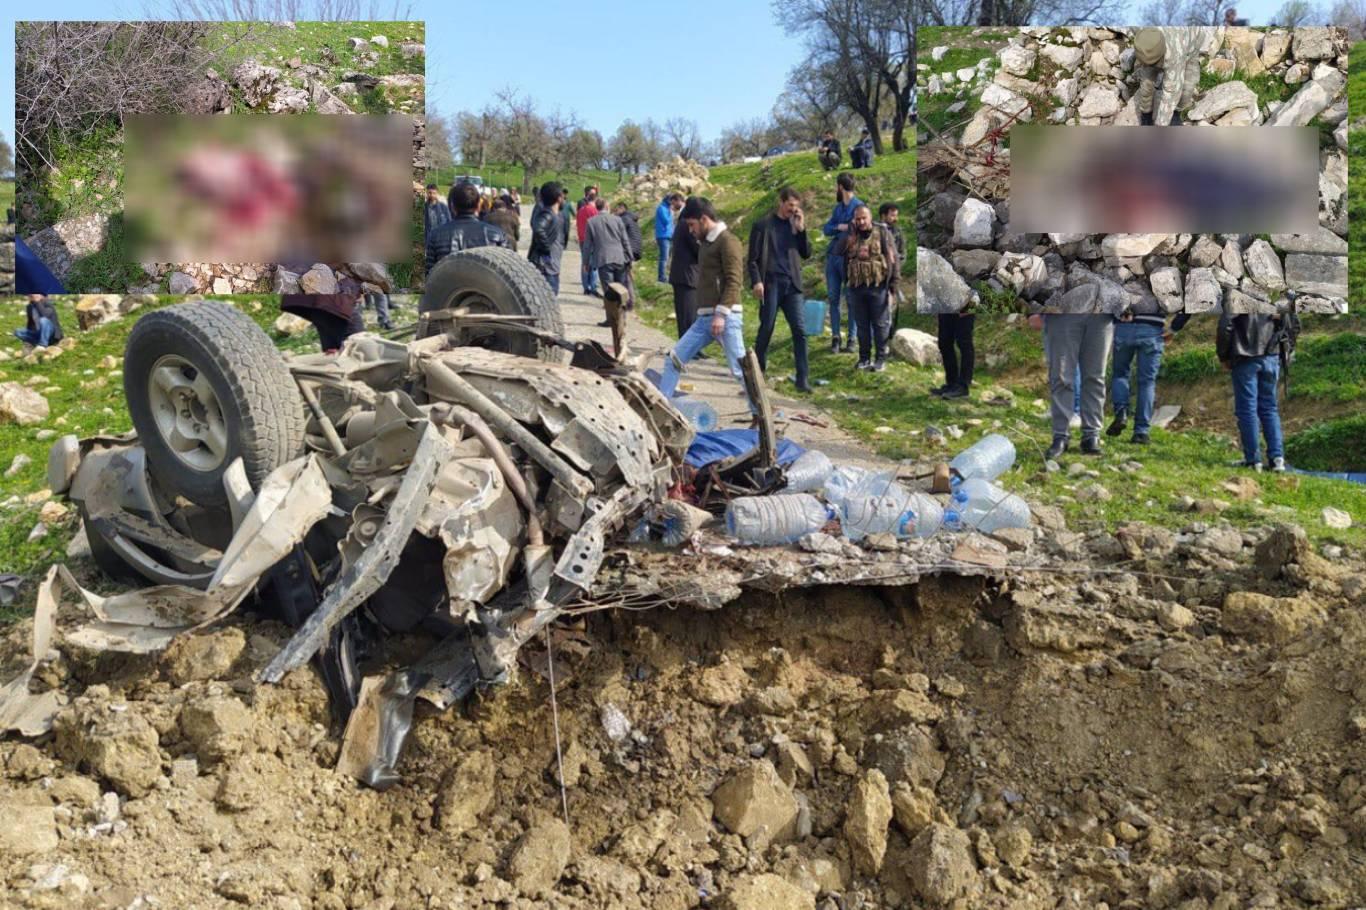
[15,318,55,347]
[658,310,754,413]
[1110,322,1164,434]
[826,256,853,342]
[657,236,671,282]
[755,278,808,388]
[1074,364,1082,415]
[582,257,598,294]
[1231,355,1284,464]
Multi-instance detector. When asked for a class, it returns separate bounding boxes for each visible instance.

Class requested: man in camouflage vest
[834,204,898,372]
[1134,27,1205,126]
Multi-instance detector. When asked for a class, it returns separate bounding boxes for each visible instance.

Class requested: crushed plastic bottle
[671,397,718,433]
[840,473,944,541]
[822,464,872,508]
[784,449,834,493]
[949,433,1016,484]
[941,477,1031,533]
[725,494,833,546]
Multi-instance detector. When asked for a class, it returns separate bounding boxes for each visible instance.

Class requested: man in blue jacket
[822,173,862,353]
[654,193,683,283]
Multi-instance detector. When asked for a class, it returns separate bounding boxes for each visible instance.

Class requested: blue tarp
[16,238,67,295]
[685,429,806,469]
[1291,469,1366,484]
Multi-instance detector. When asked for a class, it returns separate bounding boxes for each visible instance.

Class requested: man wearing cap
[1134,27,1205,127]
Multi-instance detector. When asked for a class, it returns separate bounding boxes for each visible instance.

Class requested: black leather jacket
[425,214,509,270]
[1217,313,1282,363]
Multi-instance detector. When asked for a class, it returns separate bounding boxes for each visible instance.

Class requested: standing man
[818,130,842,170]
[424,183,450,238]
[657,199,752,411]
[878,202,906,325]
[614,201,643,308]
[934,312,975,400]
[528,181,569,295]
[1029,314,1115,458]
[583,198,634,319]
[747,186,812,392]
[836,205,897,372]
[668,197,703,338]
[14,294,64,350]
[426,182,509,271]
[823,172,863,353]
[1134,27,1204,126]
[1107,312,1191,444]
[576,185,601,296]
[654,193,683,283]
[485,197,521,249]
[1217,312,1289,472]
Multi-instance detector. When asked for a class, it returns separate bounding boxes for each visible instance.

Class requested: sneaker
[1268,456,1286,473]
[940,384,969,399]
[855,360,872,371]
[596,319,613,327]
[1131,432,1150,445]
[1080,436,1103,455]
[1068,413,1083,431]
[1106,407,1128,438]
[872,360,887,373]
[794,382,813,393]
[929,384,951,396]
[831,338,841,354]
[1046,435,1069,460]
[1233,460,1263,472]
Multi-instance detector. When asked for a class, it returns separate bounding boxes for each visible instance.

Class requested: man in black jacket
[528,181,569,294]
[614,202,643,309]
[668,197,703,338]
[818,131,841,170]
[746,186,812,391]
[1217,312,1288,472]
[15,295,64,349]
[425,182,509,271]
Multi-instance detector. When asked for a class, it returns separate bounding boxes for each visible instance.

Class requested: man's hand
[792,209,805,232]
[711,312,726,338]
[1221,360,1231,371]
[1027,314,1044,330]
[837,223,849,231]
[752,282,764,299]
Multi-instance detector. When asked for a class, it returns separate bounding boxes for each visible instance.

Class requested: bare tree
[1274,0,1322,25]
[423,112,454,172]
[0,132,14,181]
[489,89,556,194]
[663,117,703,160]
[1326,0,1366,35]
[915,0,1119,24]
[773,62,849,145]
[719,117,777,161]
[560,128,605,172]
[454,109,498,169]
[776,0,887,152]
[607,121,651,174]
[146,0,413,18]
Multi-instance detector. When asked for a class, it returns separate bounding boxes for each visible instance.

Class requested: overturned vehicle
[32,249,702,786]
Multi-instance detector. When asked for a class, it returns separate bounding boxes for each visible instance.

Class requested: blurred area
[1011,125,1319,234]
[125,114,412,264]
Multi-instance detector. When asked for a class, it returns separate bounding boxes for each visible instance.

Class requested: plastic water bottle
[725,494,834,545]
[941,477,1031,533]
[840,473,946,540]
[784,450,834,493]
[671,397,718,433]
[949,434,1016,484]
[822,464,872,508]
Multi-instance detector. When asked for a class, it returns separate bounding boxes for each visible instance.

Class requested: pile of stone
[916,26,1350,315]
[620,157,711,206]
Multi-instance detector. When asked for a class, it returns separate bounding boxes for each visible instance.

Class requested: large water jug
[840,473,946,540]
[725,494,833,545]
[671,397,718,433]
[941,477,1031,533]
[822,464,872,508]
[949,434,1016,484]
[785,450,834,493]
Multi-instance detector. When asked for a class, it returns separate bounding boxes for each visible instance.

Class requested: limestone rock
[179,695,252,763]
[0,383,50,425]
[1148,267,1183,312]
[951,248,1001,279]
[720,874,815,910]
[1268,69,1344,126]
[993,252,1048,297]
[917,248,978,314]
[161,628,246,685]
[1222,591,1320,643]
[998,45,1036,77]
[507,818,571,898]
[23,213,110,283]
[168,271,199,294]
[1261,31,1290,67]
[74,294,142,330]
[1077,84,1121,119]
[274,313,313,336]
[1041,43,1084,69]
[712,759,799,842]
[1187,80,1258,122]
[953,198,996,248]
[437,750,496,833]
[891,781,939,836]
[1184,268,1221,313]
[300,264,339,294]
[891,329,943,366]
[1242,239,1285,292]
[1270,227,1347,255]
[1224,28,1265,77]
[1284,253,1347,297]
[1291,27,1334,61]
[845,769,894,874]
[1322,506,1352,529]
[54,698,162,797]
[232,61,282,107]
[909,823,977,904]
[0,799,59,856]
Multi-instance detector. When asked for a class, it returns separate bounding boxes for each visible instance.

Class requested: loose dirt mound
[2,522,1364,908]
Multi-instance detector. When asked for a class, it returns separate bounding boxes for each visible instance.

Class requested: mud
[1,521,1364,909]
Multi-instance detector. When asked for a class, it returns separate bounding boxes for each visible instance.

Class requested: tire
[124,302,308,506]
[420,247,564,361]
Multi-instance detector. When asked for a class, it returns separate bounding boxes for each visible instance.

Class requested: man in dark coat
[668,197,703,338]
[425,182,509,271]
[528,181,569,294]
[746,186,811,392]
[15,295,65,349]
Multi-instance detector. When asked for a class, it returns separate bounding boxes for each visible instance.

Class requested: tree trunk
[892,116,906,152]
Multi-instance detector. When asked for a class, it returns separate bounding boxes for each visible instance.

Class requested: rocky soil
[916,26,1350,316]
[1,518,1364,909]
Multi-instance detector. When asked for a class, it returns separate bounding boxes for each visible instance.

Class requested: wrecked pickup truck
[17,248,705,786]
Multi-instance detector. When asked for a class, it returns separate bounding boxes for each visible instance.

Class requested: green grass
[1158,329,1366,401]
[203,21,425,83]
[1348,42,1366,307]
[427,164,628,196]
[1286,415,1366,473]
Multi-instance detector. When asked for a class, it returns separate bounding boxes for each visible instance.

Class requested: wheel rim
[147,354,230,472]
[448,290,531,354]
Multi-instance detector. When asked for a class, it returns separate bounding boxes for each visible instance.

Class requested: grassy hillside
[1348,41,1365,306]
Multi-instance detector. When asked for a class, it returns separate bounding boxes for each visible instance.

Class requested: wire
[544,625,571,830]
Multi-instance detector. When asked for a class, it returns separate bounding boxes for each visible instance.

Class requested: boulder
[23,213,110,283]
[274,313,312,335]
[1220,240,1245,279]
[345,262,393,291]
[712,760,799,842]
[998,45,1036,77]
[1261,31,1291,67]
[399,42,424,58]
[1322,506,1352,529]
[1187,235,1223,267]
[917,249,979,314]
[953,198,996,248]
[1041,43,1085,69]
[267,86,310,113]
[232,61,282,108]
[993,252,1048,297]
[1101,234,1169,266]
[507,818,571,898]
[845,769,894,874]
[1242,239,1285,292]
[346,36,370,51]
[0,383,50,425]
[957,66,977,83]
[951,249,1001,279]
[1291,27,1334,61]
[1221,591,1320,644]
[1184,268,1221,312]
[909,823,977,904]
[891,329,943,366]
[168,271,199,294]
[369,34,388,47]
[0,798,59,856]
[1077,84,1121,119]
[1284,253,1347,297]
[436,751,495,834]
[74,294,141,330]
[891,781,939,835]
[309,80,353,114]
[1187,80,1258,122]
[1285,62,1307,84]
[720,874,815,910]
[1148,267,1183,312]
[931,46,949,62]
[300,264,339,294]
[1268,69,1345,126]
[1053,77,1078,107]
[1224,28,1265,77]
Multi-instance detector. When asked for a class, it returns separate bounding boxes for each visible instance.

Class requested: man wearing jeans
[15,295,63,349]
[1107,312,1191,444]
[658,199,753,412]
[1217,312,1287,472]
[1030,314,1114,459]
[746,186,811,392]
[822,172,863,353]
[655,193,683,283]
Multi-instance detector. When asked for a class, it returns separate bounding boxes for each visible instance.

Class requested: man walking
[654,193,683,283]
[668,197,703,338]
[658,199,752,411]
[823,173,863,353]
[1030,314,1114,458]
[423,183,450,237]
[528,181,569,295]
[583,198,634,320]
[836,205,897,372]
[425,182,509,271]
[14,294,64,350]
[1217,312,1289,472]
[576,185,601,296]
[1107,312,1191,444]
[747,186,812,392]
[1134,27,1204,126]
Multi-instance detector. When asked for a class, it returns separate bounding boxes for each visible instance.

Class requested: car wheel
[419,247,565,361]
